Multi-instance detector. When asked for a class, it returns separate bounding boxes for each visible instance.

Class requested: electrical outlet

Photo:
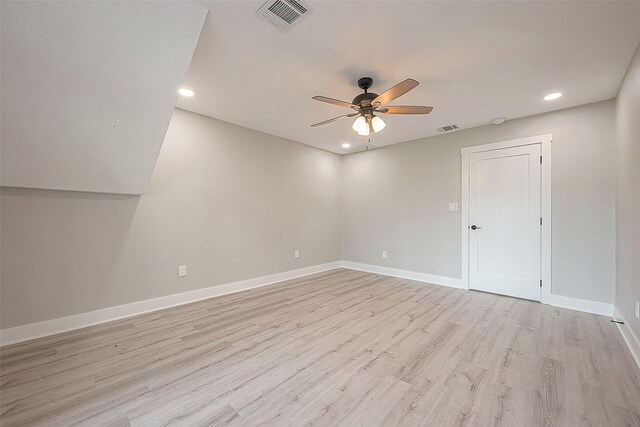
[294,250,299,259]
[636,300,639,319]
[382,250,388,259]
[178,265,187,277]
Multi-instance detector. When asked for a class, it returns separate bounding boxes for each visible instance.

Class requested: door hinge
[540,279,542,288]
[540,156,543,164]
[540,217,543,226]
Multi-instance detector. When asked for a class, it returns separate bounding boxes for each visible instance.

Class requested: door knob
[470,225,482,230]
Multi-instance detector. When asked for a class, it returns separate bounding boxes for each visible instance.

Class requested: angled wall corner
[0,1,207,195]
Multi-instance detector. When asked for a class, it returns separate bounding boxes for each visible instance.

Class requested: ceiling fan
[311,77,432,136]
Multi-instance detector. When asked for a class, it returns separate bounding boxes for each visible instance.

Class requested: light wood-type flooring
[1,268,639,426]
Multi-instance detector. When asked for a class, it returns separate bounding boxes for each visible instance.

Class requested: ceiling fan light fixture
[372,116,386,133]
[352,116,369,136]
[311,77,431,136]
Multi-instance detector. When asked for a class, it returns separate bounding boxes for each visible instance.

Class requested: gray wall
[0,100,620,329]
[615,43,640,335]
[341,100,616,304]
[0,109,342,328]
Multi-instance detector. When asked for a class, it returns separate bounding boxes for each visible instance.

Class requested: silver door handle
[470,225,482,230]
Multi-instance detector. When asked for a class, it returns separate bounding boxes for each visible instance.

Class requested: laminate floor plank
[1,268,639,426]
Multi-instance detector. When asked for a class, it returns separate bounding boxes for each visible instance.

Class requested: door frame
[461,134,552,303]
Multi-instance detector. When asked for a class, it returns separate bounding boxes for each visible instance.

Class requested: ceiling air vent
[437,124,460,133]
[256,0,312,32]
[346,144,378,153]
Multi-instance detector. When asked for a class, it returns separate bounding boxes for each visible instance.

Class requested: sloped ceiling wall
[1,1,207,195]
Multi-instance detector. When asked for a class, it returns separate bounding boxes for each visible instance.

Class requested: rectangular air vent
[256,0,312,32]
[346,144,378,153]
[437,124,460,133]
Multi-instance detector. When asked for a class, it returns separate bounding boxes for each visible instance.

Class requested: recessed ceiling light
[179,88,194,97]
[544,92,562,101]
[341,143,351,148]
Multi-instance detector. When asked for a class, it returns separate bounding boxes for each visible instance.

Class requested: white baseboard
[340,261,465,289]
[542,293,613,317]
[614,306,640,372]
[0,262,342,347]
[340,261,613,317]
[0,260,617,347]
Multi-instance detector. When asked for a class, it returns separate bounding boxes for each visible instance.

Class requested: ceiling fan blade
[378,105,433,115]
[372,79,419,107]
[312,96,358,110]
[311,112,358,127]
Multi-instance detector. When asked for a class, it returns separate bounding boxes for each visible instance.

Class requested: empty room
[1,1,640,425]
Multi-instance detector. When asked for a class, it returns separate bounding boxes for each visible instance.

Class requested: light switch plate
[178,265,187,277]
[448,203,459,212]
[382,250,388,259]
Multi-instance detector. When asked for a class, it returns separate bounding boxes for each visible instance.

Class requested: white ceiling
[179,1,640,154]
[1,1,206,194]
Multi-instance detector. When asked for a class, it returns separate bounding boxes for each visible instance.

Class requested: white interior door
[468,144,541,301]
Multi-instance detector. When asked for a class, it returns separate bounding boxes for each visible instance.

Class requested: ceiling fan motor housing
[354,77,378,110]
[352,92,378,109]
